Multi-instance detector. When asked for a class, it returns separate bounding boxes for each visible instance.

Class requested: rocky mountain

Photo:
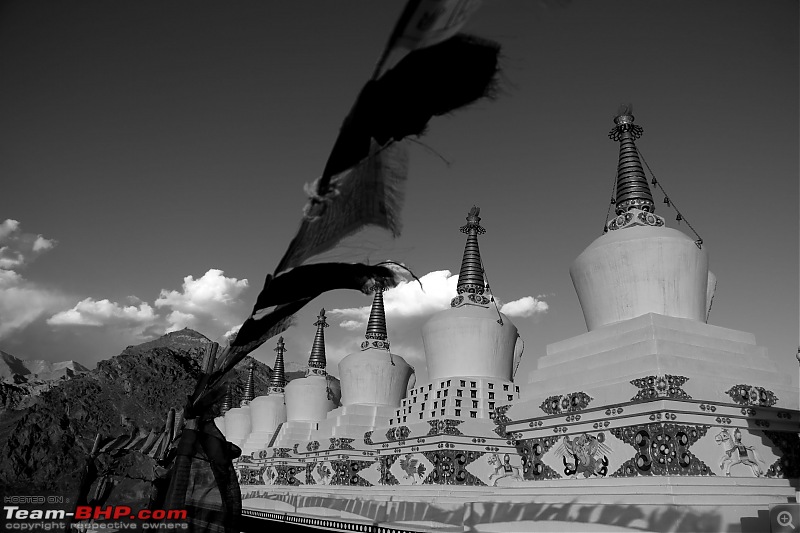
[0,328,275,495]
[0,350,89,411]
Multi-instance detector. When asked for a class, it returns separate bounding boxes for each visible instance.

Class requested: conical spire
[241,359,256,406]
[268,337,287,395]
[221,384,232,413]
[306,309,329,377]
[609,105,654,215]
[456,206,486,296]
[361,287,390,351]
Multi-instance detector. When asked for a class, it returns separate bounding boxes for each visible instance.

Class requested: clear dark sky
[1,1,797,388]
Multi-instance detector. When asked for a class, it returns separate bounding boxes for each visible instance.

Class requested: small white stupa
[223,360,255,449]
[271,310,336,447]
[315,287,414,438]
[240,337,288,456]
[422,207,518,382]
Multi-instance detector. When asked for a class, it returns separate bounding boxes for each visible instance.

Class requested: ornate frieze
[427,418,464,437]
[630,375,691,402]
[725,384,778,407]
[540,392,593,415]
[611,423,711,477]
[379,455,400,485]
[516,437,561,480]
[331,459,373,486]
[273,447,292,458]
[422,449,485,486]
[274,465,303,486]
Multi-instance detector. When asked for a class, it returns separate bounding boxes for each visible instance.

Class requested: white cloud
[47,298,156,328]
[499,296,549,317]
[0,273,69,340]
[0,247,25,269]
[155,269,249,333]
[0,219,20,241]
[32,235,55,252]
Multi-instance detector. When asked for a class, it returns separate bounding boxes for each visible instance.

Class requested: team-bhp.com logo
[5,505,187,522]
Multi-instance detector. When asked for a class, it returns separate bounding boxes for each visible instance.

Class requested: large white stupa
[240,337,287,456]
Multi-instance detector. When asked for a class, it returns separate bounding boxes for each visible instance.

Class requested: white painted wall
[338,350,413,407]
[284,375,335,422]
[249,394,287,434]
[223,406,251,447]
[570,225,709,331]
[422,305,518,381]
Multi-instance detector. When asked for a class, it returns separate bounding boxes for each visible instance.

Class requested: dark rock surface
[0,328,276,496]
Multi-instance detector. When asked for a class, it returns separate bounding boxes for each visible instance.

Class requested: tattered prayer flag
[391,0,483,51]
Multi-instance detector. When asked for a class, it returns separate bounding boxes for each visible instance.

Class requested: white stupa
[240,337,288,457]
[223,360,255,449]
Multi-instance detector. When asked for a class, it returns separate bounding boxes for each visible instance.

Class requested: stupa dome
[285,309,336,422]
[571,109,710,331]
[422,207,518,381]
[339,287,413,406]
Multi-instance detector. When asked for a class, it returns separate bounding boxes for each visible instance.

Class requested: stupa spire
[456,206,486,296]
[609,105,654,215]
[241,360,256,406]
[306,309,329,377]
[221,384,232,413]
[268,337,286,395]
[361,287,390,351]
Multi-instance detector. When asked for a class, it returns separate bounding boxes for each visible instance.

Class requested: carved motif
[630,375,691,402]
[386,426,410,441]
[398,453,427,484]
[379,455,400,485]
[422,449,485,486]
[487,453,523,486]
[553,433,610,478]
[516,437,561,480]
[307,441,319,452]
[611,423,712,477]
[329,437,355,450]
[273,448,292,458]
[714,428,765,477]
[492,405,513,438]
[725,384,778,407]
[364,431,374,445]
[427,419,464,437]
[239,467,265,485]
[540,392,593,415]
[274,465,303,486]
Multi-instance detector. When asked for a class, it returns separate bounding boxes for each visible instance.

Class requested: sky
[1,1,797,390]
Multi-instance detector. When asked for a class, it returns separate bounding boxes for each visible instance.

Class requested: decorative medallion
[714,428,765,477]
[305,366,328,377]
[552,433,610,478]
[763,431,800,479]
[540,392,594,415]
[611,423,711,477]
[516,437,561,480]
[492,405,513,438]
[630,375,691,402]
[725,384,778,407]
[364,431,374,445]
[330,459,373,486]
[258,449,269,459]
[422,449,485,486]
[361,339,390,350]
[386,426,410,442]
[427,419,464,437]
[306,441,320,452]
[309,461,333,485]
[329,437,355,450]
